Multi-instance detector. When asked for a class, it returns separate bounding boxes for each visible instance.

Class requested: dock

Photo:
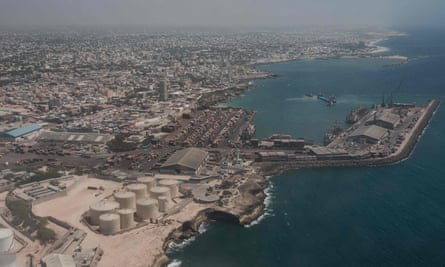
[257,99,440,171]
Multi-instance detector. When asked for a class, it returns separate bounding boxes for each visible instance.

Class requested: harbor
[256,99,440,170]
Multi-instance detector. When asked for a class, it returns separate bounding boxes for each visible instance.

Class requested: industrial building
[41,253,76,267]
[271,138,305,149]
[0,124,42,140]
[366,111,400,129]
[14,184,64,203]
[348,125,388,144]
[256,151,289,161]
[310,147,350,160]
[37,131,112,144]
[160,147,208,175]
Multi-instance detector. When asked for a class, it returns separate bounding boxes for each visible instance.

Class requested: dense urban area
[0,26,437,267]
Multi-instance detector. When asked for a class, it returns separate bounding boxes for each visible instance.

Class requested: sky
[0,0,444,28]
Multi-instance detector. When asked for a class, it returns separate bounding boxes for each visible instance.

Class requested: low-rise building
[160,148,208,175]
[348,125,388,144]
[0,124,42,141]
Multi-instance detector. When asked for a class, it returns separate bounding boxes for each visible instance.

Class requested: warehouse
[310,147,350,160]
[348,125,388,144]
[160,148,208,175]
[0,124,42,140]
[366,111,400,129]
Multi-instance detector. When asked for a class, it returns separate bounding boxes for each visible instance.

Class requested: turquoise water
[168,28,445,266]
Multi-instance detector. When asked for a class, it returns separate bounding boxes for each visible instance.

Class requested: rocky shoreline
[152,98,440,267]
[153,170,269,267]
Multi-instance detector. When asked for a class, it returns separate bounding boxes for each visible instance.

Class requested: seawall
[259,99,440,175]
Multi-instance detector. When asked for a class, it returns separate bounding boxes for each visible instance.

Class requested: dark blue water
[167,28,445,267]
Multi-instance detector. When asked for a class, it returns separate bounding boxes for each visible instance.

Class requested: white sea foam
[167,236,196,253]
[198,222,209,234]
[244,182,275,228]
[166,223,209,253]
[167,259,182,267]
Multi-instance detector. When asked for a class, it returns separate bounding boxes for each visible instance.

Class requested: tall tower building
[159,80,169,101]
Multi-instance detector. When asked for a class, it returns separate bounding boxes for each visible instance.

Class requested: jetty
[257,99,440,172]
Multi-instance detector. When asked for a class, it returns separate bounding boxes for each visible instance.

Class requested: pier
[256,99,440,172]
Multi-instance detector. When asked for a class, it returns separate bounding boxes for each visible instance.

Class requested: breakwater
[259,99,440,175]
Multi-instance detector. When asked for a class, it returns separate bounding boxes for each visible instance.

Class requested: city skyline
[1,0,444,28]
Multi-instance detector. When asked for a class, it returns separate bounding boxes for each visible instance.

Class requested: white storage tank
[114,191,136,210]
[158,179,180,197]
[117,209,135,229]
[99,213,120,235]
[149,186,171,200]
[158,196,170,213]
[127,183,147,200]
[0,228,13,253]
[137,176,156,191]
[89,200,119,225]
[0,253,16,267]
[136,198,159,220]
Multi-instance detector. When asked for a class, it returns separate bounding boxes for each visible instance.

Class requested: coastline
[155,98,440,266]
[153,31,421,267]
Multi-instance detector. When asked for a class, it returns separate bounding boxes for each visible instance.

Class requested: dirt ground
[32,176,206,267]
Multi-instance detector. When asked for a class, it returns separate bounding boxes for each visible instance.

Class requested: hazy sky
[1,0,444,27]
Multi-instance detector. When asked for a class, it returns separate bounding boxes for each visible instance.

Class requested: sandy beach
[368,39,390,53]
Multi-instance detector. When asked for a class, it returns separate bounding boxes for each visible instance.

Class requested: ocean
[167,28,445,266]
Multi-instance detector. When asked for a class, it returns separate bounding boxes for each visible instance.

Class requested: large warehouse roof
[349,125,387,141]
[366,110,400,129]
[161,148,208,171]
[378,111,400,125]
[3,124,42,138]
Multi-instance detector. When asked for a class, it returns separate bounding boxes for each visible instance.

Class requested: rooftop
[349,125,387,141]
[161,147,208,171]
[3,124,42,138]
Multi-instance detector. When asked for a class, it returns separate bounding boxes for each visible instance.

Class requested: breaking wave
[245,182,275,228]
[167,259,182,267]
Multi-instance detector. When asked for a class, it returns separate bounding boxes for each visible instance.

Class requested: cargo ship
[346,107,369,123]
[317,94,336,105]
